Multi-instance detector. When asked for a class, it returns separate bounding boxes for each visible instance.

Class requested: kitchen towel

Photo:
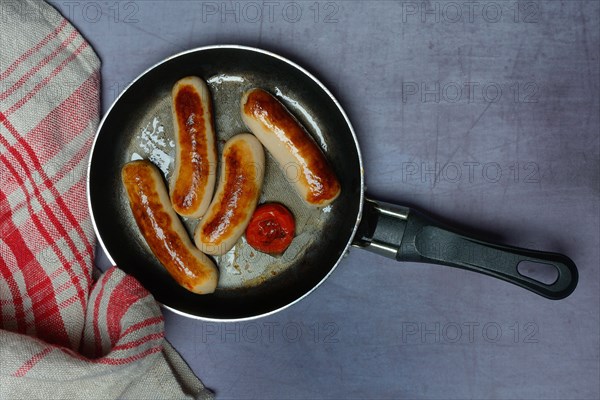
[0,1,212,398]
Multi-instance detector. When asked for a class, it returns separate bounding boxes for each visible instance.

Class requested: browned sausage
[122,160,218,294]
[241,88,341,207]
[170,77,217,218]
[194,134,265,256]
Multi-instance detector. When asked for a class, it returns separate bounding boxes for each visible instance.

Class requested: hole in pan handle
[353,199,578,300]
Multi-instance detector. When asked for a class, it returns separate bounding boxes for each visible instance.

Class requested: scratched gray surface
[64,0,600,398]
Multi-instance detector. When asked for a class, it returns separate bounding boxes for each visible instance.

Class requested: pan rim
[86,44,365,321]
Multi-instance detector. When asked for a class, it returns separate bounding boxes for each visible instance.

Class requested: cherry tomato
[245,203,295,255]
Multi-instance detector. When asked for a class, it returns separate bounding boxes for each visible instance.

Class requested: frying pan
[88,45,578,321]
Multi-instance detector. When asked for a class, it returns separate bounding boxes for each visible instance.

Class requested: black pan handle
[353,199,578,299]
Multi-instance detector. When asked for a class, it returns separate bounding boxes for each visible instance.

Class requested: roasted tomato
[245,203,295,255]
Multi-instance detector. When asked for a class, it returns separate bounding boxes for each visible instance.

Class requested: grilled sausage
[194,134,265,256]
[122,160,218,294]
[240,88,341,207]
[170,76,217,218]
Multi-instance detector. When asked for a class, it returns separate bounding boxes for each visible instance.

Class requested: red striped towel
[0,1,211,398]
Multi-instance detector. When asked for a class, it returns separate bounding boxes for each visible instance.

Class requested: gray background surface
[61,0,599,398]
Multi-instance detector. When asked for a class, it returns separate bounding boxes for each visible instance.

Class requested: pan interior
[89,47,362,320]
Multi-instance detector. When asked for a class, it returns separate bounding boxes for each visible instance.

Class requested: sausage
[240,88,341,207]
[122,160,218,294]
[170,76,217,218]
[194,134,265,256]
